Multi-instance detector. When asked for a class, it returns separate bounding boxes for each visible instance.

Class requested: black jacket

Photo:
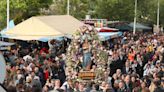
[122,67,133,74]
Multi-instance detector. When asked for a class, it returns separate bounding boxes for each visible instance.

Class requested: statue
[82,38,91,70]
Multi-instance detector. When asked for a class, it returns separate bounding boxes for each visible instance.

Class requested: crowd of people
[1,26,164,92]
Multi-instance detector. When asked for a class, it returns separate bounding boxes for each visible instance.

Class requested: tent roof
[129,22,151,30]
[95,27,118,31]
[0,41,15,47]
[4,15,84,40]
[98,32,123,41]
[36,15,84,34]
[1,20,15,34]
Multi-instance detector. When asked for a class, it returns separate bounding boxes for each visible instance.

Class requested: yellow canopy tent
[4,15,84,41]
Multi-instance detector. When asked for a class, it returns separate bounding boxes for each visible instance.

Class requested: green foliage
[50,0,164,26]
[0,0,53,30]
[0,0,164,29]
[160,0,164,26]
[95,0,134,21]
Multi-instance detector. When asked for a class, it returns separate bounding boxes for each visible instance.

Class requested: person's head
[101,81,106,87]
[16,69,21,74]
[153,73,161,80]
[116,69,122,76]
[34,67,39,73]
[133,87,141,92]
[113,73,118,80]
[124,75,131,84]
[133,60,138,64]
[54,79,61,87]
[148,60,152,64]
[105,83,111,90]
[92,65,96,70]
[24,86,32,92]
[31,71,36,78]
[7,85,17,92]
[50,39,55,44]
[121,74,126,80]
[125,61,130,67]
[26,76,32,84]
[156,61,161,67]
[92,84,99,91]
[137,54,140,58]
[67,79,73,87]
[84,38,88,43]
[141,88,150,92]
[131,76,136,83]
[43,85,49,92]
[153,79,161,88]
[74,81,79,89]
[79,82,85,91]
[118,81,125,89]
[51,79,56,86]
[141,82,146,89]
[32,82,42,92]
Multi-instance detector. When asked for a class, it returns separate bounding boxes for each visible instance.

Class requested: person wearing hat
[26,76,32,85]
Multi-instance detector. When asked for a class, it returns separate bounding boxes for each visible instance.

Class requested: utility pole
[133,0,137,34]
[7,0,9,31]
[3,0,10,41]
[157,0,160,29]
[67,0,70,15]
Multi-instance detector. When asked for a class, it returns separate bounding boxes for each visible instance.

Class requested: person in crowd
[117,81,127,92]
[124,75,132,92]
[2,26,164,92]
[122,61,133,74]
[153,79,164,92]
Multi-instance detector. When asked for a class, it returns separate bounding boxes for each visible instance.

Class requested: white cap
[156,60,161,64]
[55,57,59,61]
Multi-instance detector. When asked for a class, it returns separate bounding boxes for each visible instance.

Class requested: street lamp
[133,0,137,34]
[67,0,70,15]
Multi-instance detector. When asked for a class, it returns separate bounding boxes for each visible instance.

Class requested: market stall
[98,32,123,41]
[95,27,118,32]
[3,15,84,41]
[0,41,15,50]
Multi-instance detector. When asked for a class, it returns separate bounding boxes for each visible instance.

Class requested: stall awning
[95,27,118,32]
[98,32,123,41]
[0,41,15,47]
[129,23,151,30]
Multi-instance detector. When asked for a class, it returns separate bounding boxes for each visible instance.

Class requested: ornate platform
[78,71,96,80]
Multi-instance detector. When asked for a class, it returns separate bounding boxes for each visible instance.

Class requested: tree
[0,0,53,30]
[0,0,163,29]
[95,0,134,21]
[137,0,157,24]
[159,0,164,26]
[49,0,90,19]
